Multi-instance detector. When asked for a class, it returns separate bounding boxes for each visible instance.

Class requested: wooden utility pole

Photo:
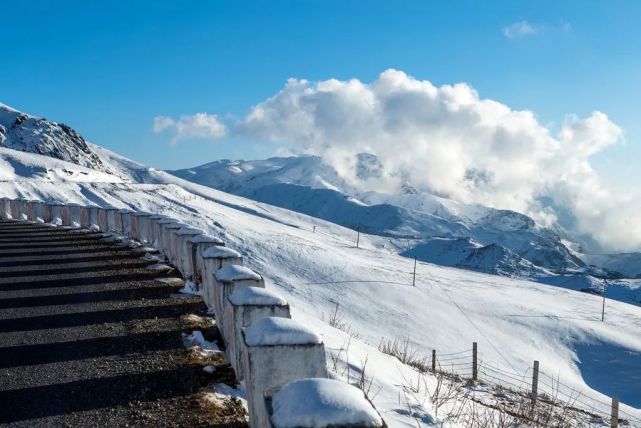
[483,252,487,273]
[611,396,619,428]
[531,360,539,405]
[472,342,478,381]
[412,256,417,286]
[431,349,436,372]
[492,244,496,274]
[602,280,607,322]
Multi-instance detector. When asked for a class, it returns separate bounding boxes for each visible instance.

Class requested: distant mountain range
[169,155,641,304]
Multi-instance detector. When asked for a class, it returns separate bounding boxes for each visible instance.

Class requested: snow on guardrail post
[173,226,203,273]
[200,246,243,311]
[225,287,291,380]
[213,265,265,340]
[241,317,328,428]
[267,378,386,428]
[0,197,11,219]
[185,234,224,285]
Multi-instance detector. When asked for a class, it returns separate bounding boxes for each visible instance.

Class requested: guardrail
[0,197,386,428]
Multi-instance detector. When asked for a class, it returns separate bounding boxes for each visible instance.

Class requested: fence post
[531,360,539,405]
[611,396,619,428]
[472,342,478,381]
[412,256,417,286]
[431,349,436,372]
[356,225,360,248]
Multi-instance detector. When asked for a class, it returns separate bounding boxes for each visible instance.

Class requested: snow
[243,317,322,347]
[202,246,241,259]
[176,226,203,235]
[182,330,219,351]
[191,233,224,244]
[270,378,383,428]
[215,264,260,282]
[179,279,202,296]
[229,286,288,306]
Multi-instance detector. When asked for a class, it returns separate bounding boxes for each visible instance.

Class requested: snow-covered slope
[168,155,641,307]
[2,103,641,425]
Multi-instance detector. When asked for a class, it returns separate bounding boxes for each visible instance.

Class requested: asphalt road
[0,220,241,427]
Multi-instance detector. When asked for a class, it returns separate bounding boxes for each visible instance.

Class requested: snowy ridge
[0,104,107,172]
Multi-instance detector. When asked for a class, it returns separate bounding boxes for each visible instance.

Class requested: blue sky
[1,0,639,188]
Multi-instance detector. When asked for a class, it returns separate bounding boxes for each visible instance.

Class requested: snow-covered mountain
[1,103,641,424]
[169,157,588,273]
[0,103,113,172]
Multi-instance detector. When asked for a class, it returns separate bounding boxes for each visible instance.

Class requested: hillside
[170,156,641,305]
[1,103,641,425]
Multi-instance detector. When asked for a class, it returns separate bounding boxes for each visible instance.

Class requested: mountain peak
[0,103,108,172]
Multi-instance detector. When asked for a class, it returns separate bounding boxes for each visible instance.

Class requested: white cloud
[234,69,639,252]
[153,113,227,145]
[503,20,544,38]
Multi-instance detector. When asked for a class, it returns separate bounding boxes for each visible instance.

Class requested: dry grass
[197,391,248,426]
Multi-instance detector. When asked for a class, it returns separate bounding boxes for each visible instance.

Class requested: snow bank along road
[0,220,238,427]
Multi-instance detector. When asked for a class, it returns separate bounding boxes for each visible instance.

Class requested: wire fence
[425,344,641,427]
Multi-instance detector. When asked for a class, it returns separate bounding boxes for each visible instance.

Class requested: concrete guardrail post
[47,203,64,226]
[184,234,224,285]
[225,286,291,380]
[60,204,73,227]
[242,317,328,428]
[173,226,204,276]
[86,206,100,230]
[18,199,30,221]
[31,200,45,223]
[159,221,184,262]
[119,209,134,236]
[104,207,121,234]
[10,199,21,220]
[200,246,244,310]
[267,378,385,428]
[67,204,83,228]
[25,200,37,222]
[213,265,265,342]
[132,212,152,243]
[0,197,12,219]
[149,216,171,248]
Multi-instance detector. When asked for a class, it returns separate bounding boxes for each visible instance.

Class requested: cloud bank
[153,113,226,145]
[232,70,638,252]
